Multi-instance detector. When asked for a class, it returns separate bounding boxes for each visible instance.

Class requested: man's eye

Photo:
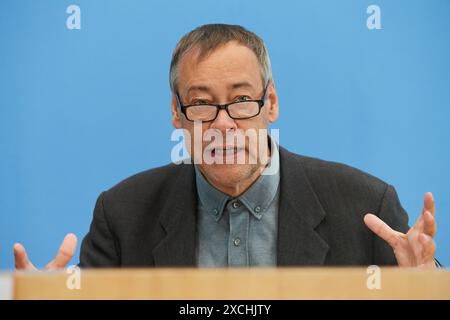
[235,95,251,102]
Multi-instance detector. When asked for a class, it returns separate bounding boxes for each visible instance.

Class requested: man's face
[172,41,279,194]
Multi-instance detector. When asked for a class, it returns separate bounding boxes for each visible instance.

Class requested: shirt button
[232,201,240,209]
[254,206,261,213]
[213,209,218,215]
[233,238,241,246]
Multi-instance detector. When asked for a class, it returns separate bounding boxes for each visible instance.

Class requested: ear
[266,80,279,123]
[171,93,182,129]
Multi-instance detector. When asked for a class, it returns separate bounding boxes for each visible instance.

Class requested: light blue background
[1,0,449,269]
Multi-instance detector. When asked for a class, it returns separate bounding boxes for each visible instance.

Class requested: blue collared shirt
[195,142,280,267]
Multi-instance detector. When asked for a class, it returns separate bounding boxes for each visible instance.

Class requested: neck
[213,164,267,197]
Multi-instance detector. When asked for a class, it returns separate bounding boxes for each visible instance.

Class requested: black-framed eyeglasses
[175,85,268,122]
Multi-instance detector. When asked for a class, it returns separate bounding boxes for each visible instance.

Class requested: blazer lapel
[277,147,329,266]
[152,164,198,267]
[151,148,329,267]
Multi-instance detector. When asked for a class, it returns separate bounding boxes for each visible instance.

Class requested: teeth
[213,147,239,155]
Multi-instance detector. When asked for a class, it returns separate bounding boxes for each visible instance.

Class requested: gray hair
[169,24,272,92]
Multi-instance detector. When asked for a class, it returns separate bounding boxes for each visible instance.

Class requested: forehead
[177,41,263,93]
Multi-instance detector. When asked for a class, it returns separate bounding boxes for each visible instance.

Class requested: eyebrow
[186,81,255,96]
[186,85,210,96]
[230,81,254,90]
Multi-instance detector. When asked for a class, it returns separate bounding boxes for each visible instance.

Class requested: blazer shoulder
[282,148,389,196]
[103,163,191,202]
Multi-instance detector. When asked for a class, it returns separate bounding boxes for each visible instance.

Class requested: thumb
[46,233,78,270]
[13,243,36,270]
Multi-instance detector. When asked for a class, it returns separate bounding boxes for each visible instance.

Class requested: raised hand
[364,192,437,268]
[14,233,78,271]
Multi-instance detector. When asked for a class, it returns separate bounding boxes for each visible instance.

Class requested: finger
[364,213,401,248]
[13,243,29,269]
[414,192,435,232]
[413,192,435,234]
[423,210,437,237]
[46,233,77,269]
[13,243,36,270]
[423,192,435,216]
[419,233,436,264]
[412,213,424,232]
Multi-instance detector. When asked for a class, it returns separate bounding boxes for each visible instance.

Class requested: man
[14,24,438,270]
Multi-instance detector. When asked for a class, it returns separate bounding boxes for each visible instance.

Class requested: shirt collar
[195,166,230,221]
[195,138,280,221]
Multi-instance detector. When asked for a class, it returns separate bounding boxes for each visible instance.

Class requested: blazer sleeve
[372,185,409,265]
[78,192,121,267]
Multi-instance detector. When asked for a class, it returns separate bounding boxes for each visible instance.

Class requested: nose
[209,109,237,132]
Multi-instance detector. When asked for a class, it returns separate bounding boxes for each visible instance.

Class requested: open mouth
[209,146,246,163]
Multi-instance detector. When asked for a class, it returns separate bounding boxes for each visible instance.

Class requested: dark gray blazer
[79,146,409,267]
